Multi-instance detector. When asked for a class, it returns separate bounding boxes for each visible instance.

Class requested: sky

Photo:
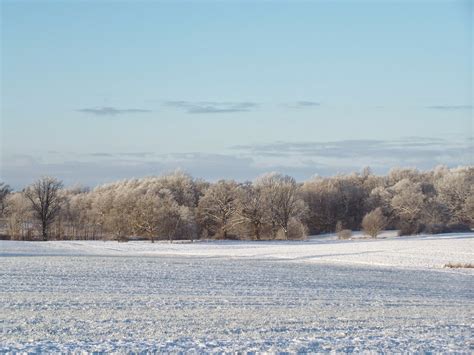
[1,0,473,188]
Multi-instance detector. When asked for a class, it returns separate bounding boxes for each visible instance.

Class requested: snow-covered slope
[1,233,472,352]
[2,232,473,270]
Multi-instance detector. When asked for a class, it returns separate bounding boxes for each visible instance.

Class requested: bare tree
[154,189,183,243]
[362,207,387,238]
[103,192,134,241]
[132,194,161,243]
[159,205,181,242]
[24,177,63,241]
[176,205,197,242]
[236,182,267,240]
[301,174,373,234]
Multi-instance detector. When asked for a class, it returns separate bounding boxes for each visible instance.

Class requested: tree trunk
[42,221,48,241]
[271,221,278,240]
[283,222,289,240]
[254,223,260,240]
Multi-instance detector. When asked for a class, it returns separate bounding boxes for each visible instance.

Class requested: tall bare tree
[236,182,267,240]
[24,177,63,241]
[132,194,161,243]
[155,190,184,243]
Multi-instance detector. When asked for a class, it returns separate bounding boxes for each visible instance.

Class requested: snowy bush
[337,229,352,239]
[362,208,387,238]
[275,218,307,240]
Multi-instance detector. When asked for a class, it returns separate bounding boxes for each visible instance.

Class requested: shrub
[423,223,446,234]
[397,221,422,236]
[276,218,308,240]
[445,223,471,233]
[443,262,474,269]
[423,223,471,235]
[362,208,387,238]
[337,229,352,239]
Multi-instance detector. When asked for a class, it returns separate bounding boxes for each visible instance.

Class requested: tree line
[0,166,472,242]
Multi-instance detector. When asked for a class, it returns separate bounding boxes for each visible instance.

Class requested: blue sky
[1,0,472,188]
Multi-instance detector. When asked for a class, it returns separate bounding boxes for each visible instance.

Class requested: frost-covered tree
[132,194,162,243]
[236,182,267,240]
[390,179,425,235]
[197,180,241,239]
[0,182,12,217]
[4,166,472,241]
[157,171,201,207]
[256,173,307,239]
[66,188,101,240]
[301,172,372,234]
[464,191,474,228]
[366,186,394,225]
[434,167,474,225]
[153,189,194,242]
[387,167,422,185]
[5,193,32,240]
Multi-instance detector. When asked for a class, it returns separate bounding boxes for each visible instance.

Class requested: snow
[3,232,473,270]
[1,233,473,352]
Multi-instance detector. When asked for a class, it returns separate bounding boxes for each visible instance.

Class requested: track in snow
[1,251,472,352]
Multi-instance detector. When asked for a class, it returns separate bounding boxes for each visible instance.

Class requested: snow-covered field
[1,233,473,352]
[3,231,473,270]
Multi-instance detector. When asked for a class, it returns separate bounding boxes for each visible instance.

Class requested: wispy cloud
[88,152,155,158]
[232,137,473,165]
[426,105,472,111]
[89,153,114,157]
[77,107,152,116]
[290,101,321,108]
[165,101,258,114]
[3,137,471,189]
[2,152,260,188]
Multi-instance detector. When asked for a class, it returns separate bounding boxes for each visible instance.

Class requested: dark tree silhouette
[24,177,63,241]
